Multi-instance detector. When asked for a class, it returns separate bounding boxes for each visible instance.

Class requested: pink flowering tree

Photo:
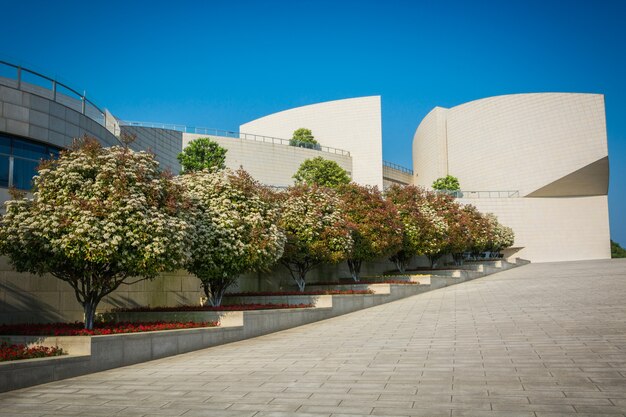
[177,169,285,306]
[385,185,448,272]
[0,138,191,329]
[338,183,402,281]
[279,184,353,291]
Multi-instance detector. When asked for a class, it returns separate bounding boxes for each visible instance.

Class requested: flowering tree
[0,138,190,329]
[178,169,285,306]
[338,183,402,281]
[385,185,448,272]
[279,184,352,291]
[177,137,227,173]
[484,213,515,256]
[293,157,351,188]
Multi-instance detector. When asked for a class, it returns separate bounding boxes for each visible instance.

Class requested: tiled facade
[240,96,384,188]
[183,133,352,187]
[413,93,611,262]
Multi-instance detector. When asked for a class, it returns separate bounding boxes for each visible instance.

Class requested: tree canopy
[432,175,460,192]
[279,184,352,291]
[293,157,351,188]
[385,185,450,271]
[338,183,402,281]
[290,128,320,149]
[177,137,227,173]
[611,240,626,258]
[0,138,191,328]
[177,169,285,306]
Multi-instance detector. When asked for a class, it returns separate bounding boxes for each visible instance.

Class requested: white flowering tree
[178,169,285,306]
[0,138,191,329]
[385,185,448,272]
[279,184,353,291]
[484,213,515,256]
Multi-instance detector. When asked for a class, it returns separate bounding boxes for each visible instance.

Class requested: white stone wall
[413,107,448,188]
[240,96,383,188]
[413,93,610,262]
[183,133,352,187]
[445,93,607,196]
[459,196,610,262]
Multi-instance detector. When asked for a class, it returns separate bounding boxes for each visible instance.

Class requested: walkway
[1,260,625,416]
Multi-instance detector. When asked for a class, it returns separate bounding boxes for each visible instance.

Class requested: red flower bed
[226,289,374,296]
[308,280,419,285]
[112,303,314,312]
[0,321,217,336]
[0,342,65,362]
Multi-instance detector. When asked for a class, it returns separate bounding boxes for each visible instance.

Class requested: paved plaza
[1,259,625,417]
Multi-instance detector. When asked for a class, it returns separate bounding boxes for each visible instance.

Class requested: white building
[412,93,610,262]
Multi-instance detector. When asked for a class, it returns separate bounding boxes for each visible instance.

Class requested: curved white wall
[413,107,448,189]
[414,93,608,196]
[240,96,383,188]
[412,93,611,262]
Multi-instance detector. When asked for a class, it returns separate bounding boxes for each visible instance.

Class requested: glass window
[13,158,40,190]
[13,139,47,160]
[0,134,11,156]
[0,155,9,187]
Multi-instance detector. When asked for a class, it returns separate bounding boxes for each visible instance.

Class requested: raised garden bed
[0,321,217,336]
[226,289,374,296]
[309,280,420,285]
[111,303,313,313]
[0,342,65,362]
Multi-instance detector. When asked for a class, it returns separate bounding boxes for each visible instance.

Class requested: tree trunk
[82,298,99,330]
[390,252,408,274]
[347,259,362,282]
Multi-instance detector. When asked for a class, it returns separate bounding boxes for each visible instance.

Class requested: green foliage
[279,184,353,291]
[289,128,320,149]
[338,184,403,281]
[432,175,460,191]
[293,157,351,188]
[0,137,191,329]
[177,169,285,306]
[177,137,227,173]
[385,185,449,272]
[612,240,626,258]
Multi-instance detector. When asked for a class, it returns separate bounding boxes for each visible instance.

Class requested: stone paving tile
[1,259,626,416]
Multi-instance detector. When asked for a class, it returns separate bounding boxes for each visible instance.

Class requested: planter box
[0,325,239,393]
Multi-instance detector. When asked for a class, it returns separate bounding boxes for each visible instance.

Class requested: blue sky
[1,0,625,245]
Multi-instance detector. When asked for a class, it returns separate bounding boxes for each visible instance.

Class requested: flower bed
[111,303,314,313]
[0,321,217,336]
[309,280,420,285]
[0,342,65,362]
[225,289,374,296]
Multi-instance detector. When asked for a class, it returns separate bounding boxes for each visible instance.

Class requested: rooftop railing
[383,160,414,175]
[441,190,520,198]
[121,121,351,157]
[0,60,117,134]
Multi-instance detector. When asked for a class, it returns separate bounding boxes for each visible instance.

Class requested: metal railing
[383,160,413,175]
[0,60,114,134]
[121,121,351,157]
[440,190,520,198]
